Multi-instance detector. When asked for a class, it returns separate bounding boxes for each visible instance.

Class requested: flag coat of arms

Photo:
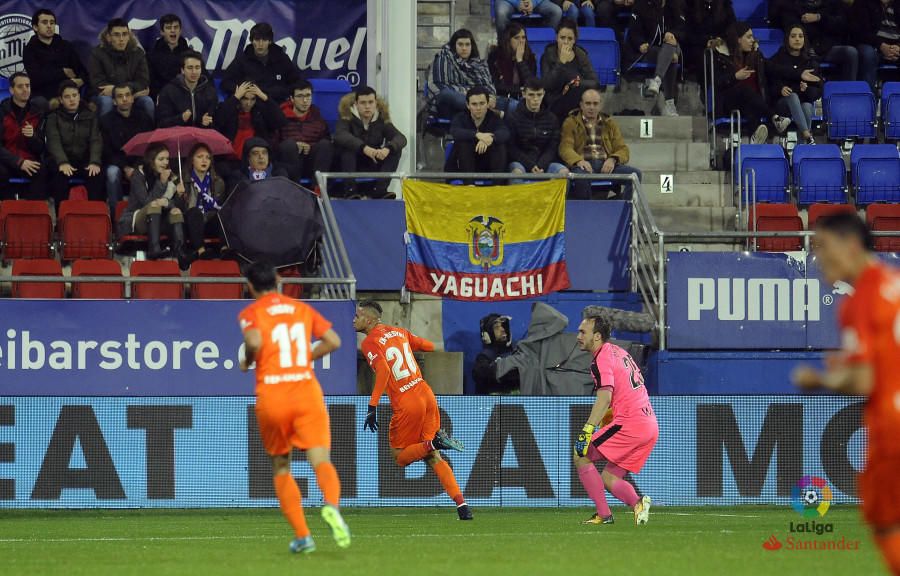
[403,180,570,301]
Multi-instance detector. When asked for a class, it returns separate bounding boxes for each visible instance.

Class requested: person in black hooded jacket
[768,0,858,81]
[147,14,203,98]
[682,0,735,75]
[625,0,687,116]
[767,25,823,144]
[220,22,301,104]
[22,8,88,105]
[472,314,520,395]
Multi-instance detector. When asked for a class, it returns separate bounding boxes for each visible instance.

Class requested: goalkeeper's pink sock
[606,475,640,507]
[577,464,611,518]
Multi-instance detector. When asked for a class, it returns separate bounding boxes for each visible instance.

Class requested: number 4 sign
[660,174,674,194]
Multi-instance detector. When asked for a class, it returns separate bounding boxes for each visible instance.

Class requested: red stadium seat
[58,200,112,260]
[71,259,124,299]
[867,204,900,252]
[11,259,64,298]
[189,259,244,299]
[807,203,857,230]
[751,203,803,251]
[130,260,183,299]
[0,200,53,260]
[279,265,305,299]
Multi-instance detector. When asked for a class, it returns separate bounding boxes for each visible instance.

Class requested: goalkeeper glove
[573,423,595,458]
[363,405,378,432]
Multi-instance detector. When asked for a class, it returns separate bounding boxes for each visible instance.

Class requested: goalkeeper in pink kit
[573,311,658,525]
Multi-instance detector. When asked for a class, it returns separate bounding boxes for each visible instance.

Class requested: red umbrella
[123,127,234,159]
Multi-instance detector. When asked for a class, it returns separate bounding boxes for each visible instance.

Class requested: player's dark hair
[583,315,612,341]
[816,213,874,251]
[358,299,383,317]
[292,79,313,95]
[107,18,129,31]
[354,85,377,100]
[523,76,545,92]
[245,261,278,292]
[249,22,274,41]
[57,79,79,98]
[181,51,203,68]
[31,9,55,28]
[449,28,480,59]
[112,82,133,96]
[466,85,491,103]
[556,17,579,40]
[159,14,181,30]
[9,72,29,87]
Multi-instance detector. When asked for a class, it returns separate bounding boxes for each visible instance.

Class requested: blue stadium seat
[851,144,900,204]
[527,27,556,67]
[752,28,783,59]
[733,0,768,26]
[737,144,790,203]
[791,144,847,205]
[824,81,876,140]
[530,27,620,86]
[309,78,352,132]
[883,82,900,141]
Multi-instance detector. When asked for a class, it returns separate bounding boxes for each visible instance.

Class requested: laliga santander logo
[791,475,832,518]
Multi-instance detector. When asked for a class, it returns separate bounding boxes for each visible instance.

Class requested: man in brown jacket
[558,88,641,199]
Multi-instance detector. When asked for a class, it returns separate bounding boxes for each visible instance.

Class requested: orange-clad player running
[794,214,900,575]
[353,300,473,520]
[238,262,351,554]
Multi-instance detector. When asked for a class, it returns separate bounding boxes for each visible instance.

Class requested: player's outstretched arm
[409,334,435,352]
[312,328,341,362]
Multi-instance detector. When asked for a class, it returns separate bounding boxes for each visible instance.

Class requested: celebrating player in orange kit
[793,214,900,576]
[239,261,351,554]
[353,300,473,520]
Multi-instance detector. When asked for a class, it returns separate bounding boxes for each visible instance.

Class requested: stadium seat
[309,78,352,132]
[823,81,876,140]
[883,82,900,140]
[867,203,900,252]
[752,28,783,59]
[57,200,112,260]
[115,199,170,253]
[733,0,768,26]
[0,200,53,260]
[189,259,243,299]
[526,27,556,68]
[737,144,790,203]
[851,144,900,204]
[751,203,803,251]
[791,144,847,205]
[71,259,124,299]
[807,202,857,229]
[11,258,64,298]
[279,265,305,299]
[130,260,183,300]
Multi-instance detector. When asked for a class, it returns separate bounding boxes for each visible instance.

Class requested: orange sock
[314,462,341,507]
[396,442,432,467]
[432,459,464,506]
[273,473,309,538]
[878,532,900,575]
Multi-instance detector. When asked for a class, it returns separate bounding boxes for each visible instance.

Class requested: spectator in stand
[277,80,334,183]
[334,87,407,199]
[226,137,288,192]
[118,142,186,264]
[472,314,520,395]
[89,18,154,120]
[157,51,219,128]
[100,83,154,215]
[44,80,104,206]
[711,24,791,144]
[625,0,686,117]
[769,0,858,81]
[552,0,598,27]
[559,88,641,199]
[432,29,497,117]
[0,72,49,201]
[488,23,538,114]
[541,18,599,119]
[215,80,286,173]
[22,8,88,107]
[221,22,300,104]
[495,0,564,35]
[853,0,900,90]
[596,0,637,40]
[147,14,199,99]
[683,0,735,76]
[767,25,823,144]
[506,78,568,177]
[174,143,225,263]
[445,86,510,177]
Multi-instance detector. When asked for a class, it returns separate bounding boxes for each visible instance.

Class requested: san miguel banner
[404,180,571,301]
[0,0,367,84]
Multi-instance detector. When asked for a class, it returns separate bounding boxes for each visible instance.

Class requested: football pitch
[0,506,886,576]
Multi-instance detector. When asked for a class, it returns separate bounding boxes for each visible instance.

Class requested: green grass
[0,506,886,576]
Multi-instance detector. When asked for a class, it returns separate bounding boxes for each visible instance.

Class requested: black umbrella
[218,177,324,268]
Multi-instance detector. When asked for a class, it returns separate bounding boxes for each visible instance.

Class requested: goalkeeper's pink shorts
[587,416,659,474]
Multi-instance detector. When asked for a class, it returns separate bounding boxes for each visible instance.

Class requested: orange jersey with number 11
[361,324,435,407]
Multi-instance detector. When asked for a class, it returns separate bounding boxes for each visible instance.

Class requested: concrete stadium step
[628,142,711,172]
[612,116,707,143]
[651,206,738,232]
[641,170,732,208]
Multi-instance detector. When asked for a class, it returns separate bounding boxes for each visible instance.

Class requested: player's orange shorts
[859,455,900,531]
[255,385,331,455]
[389,385,440,449]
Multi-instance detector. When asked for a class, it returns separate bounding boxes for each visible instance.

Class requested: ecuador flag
[404,180,570,301]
